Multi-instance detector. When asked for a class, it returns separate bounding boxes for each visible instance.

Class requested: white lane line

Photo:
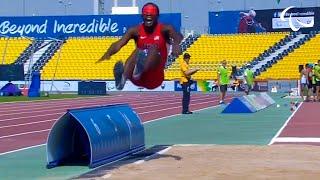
[268,102,303,145]
[0,97,220,135]
[0,112,62,122]
[143,104,224,124]
[0,96,216,123]
[0,119,56,129]
[0,97,180,122]
[274,137,320,143]
[0,94,210,116]
[135,96,215,110]
[0,94,123,106]
[0,93,210,114]
[0,95,170,114]
[0,94,164,114]
[0,129,50,139]
[139,98,227,115]
[0,144,46,156]
[0,102,224,155]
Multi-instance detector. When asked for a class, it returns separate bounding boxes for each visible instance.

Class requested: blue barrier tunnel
[46,104,145,169]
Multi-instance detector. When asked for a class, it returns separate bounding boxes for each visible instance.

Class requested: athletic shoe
[219,100,225,104]
[182,111,193,114]
[113,61,125,90]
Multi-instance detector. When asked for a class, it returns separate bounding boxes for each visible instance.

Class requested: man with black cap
[180,53,199,114]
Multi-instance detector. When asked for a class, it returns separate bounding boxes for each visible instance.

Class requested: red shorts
[130,68,164,89]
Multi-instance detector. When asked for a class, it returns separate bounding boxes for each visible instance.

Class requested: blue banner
[174,81,197,91]
[0,14,181,38]
[209,7,320,34]
[209,11,241,34]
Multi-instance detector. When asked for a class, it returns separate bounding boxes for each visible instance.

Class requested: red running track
[0,92,232,153]
[272,102,320,146]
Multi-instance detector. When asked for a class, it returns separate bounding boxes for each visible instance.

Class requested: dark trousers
[182,82,191,113]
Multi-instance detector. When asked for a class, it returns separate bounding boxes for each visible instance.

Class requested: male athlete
[97,2,183,90]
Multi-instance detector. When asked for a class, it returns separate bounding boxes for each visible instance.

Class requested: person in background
[243,64,254,95]
[314,60,320,101]
[231,77,239,92]
[238,9,266,33]
[180,53,199,114]
[310,63,317,102]
[300,63,310,101]
[217,60,230,104]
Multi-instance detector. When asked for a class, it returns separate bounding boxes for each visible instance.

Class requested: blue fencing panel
[28,71,41,97]
[0,13,181,38]
[46,104,145,169]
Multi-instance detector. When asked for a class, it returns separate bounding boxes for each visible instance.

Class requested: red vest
[137,23,167,67]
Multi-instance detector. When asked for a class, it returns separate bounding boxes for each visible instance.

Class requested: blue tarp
[0,82,22,96]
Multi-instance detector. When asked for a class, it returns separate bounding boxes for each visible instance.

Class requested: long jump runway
[270,102,320,146]
[0,92,231,154]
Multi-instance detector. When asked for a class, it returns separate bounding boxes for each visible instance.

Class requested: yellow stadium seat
[42,37,135,80]
[165,33,288,80]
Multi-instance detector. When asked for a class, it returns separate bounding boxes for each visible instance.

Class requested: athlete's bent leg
[114,49,138,90]
[132,46,162,80]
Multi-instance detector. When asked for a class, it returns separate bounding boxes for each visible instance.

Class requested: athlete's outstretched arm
[162,25,183,57]
[97,27,138,63]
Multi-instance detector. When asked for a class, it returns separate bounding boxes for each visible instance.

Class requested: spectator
[310,63,317,101]
[238,9,266,33]
[180,53,199,114]
[217,60,230,104]
[243,64,254,95]
[231,77,240,92]
[300,64,310,101]
[314,60,320,101]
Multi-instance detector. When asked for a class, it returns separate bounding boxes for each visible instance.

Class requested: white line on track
[273,137,320,143]
[0,94,124,108]
[0,129,50,139]
[268,102,303,145]
[0,95,174,114]
[0,112,62,122]
[0,94,211,116]
[0,119,56,129]
[0,99,222,135]
[0,102,224,155]
[0,96,174,121]
[139,99,223,115]
[0,144,46,156]
[0,96,215,123]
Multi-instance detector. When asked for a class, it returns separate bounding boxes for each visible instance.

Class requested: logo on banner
[161,83,165,89]
[174,81,197,91]
[280,6,314,31]
[62,81,71,91]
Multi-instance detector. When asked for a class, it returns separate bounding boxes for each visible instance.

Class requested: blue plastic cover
[46,104,145,168]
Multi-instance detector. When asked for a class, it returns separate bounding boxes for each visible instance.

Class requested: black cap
[183,53,191,59]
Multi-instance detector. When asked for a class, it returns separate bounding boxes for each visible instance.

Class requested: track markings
[268,102,303,145]
[273,137,320,143]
